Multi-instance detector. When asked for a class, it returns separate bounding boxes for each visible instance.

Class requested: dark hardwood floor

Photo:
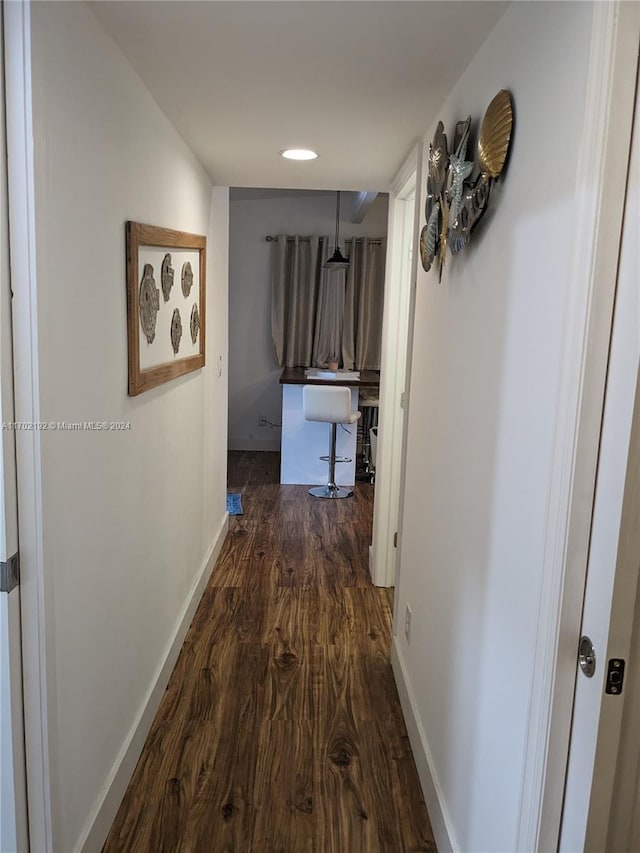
[103,450,435,852]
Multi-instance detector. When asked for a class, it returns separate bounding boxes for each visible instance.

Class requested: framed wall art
[126,221,206,395]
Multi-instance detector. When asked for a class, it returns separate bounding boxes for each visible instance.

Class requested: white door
[370,145,420,588]
[559,56,640,852]
[0,6,28,849]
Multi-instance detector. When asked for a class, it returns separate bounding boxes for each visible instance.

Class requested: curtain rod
[265,235,383,244]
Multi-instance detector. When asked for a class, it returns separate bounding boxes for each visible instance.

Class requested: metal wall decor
[420,90,514,279]
[421,121,448,275]
[181,261,194,297]
[190,303,200,345]
[126,222,207,396]
[161,253,174,301]
[171,308,183,354]
[139,264,160,344]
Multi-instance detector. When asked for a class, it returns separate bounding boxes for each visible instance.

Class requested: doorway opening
[370,162,418,589]
[226,188,389,502]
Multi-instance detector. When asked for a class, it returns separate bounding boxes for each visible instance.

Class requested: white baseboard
[78,513,230,853]
[228,437,281,452]
[391,638,458,853]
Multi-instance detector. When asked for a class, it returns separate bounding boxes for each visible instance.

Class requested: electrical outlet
[405,604,412,642]
[258,415,268,427]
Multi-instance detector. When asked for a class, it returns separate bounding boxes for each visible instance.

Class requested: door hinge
[400,392,406,409]
[393,532,398,548]
[0,552,20,593]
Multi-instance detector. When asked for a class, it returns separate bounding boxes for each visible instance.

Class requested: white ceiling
[91,1,508,192]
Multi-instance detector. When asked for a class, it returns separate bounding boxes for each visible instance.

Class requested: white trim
[370,143,420,589]
[0,591,28,853]
[391,638,457,853]
[391,141,423,626]
[369,143,422,587]
[0,7,28,850]
[0,3,18,563]
[4,2,53,850]
[78,515,229,853]
[517,3,640,849]
[390,142,420,197]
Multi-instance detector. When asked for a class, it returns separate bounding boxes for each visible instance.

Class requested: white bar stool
[303,385,361,499]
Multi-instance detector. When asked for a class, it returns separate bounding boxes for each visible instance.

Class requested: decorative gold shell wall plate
[477,90,514,179]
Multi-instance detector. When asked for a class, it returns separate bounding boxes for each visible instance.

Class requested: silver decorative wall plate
[171,308,183,354]
[190,303,200,345]
[181,261,194,297]
[161,253,174,301]
[139,264,160,344]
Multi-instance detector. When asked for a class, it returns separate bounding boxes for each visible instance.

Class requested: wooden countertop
[279,366,380,388]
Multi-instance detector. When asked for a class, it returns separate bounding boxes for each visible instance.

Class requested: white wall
[393,3,595,851]
[27,3,228,850]
[228,191,387,450]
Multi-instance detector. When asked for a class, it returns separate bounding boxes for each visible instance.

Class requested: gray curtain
[271,235,386,369]
[312,257,346,368]
[271,235,328,367]
[342,238,386,370]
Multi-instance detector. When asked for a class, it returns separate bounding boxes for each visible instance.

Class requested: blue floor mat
[226,493,244,515]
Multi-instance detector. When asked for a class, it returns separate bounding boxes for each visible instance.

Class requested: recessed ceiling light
[280,148,318,161]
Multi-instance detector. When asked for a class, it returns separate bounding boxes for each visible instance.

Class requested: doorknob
[578,635,596,678]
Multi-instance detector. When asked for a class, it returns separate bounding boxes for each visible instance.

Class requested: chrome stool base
[302,386,361,502]
[308,484,354,499]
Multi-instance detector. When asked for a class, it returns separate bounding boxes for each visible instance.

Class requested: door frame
[516,3,640,849]
[606,390,640,850]
[0,3,28,850]
[370,143,420,588]
[4,2,54,850]
[559,43,640,851]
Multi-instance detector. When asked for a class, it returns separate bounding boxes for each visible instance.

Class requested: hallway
[103,452,434,851]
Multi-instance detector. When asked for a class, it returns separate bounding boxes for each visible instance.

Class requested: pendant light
[324,190,350,270]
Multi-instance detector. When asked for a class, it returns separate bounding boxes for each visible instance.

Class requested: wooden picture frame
[126,221,206,395]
